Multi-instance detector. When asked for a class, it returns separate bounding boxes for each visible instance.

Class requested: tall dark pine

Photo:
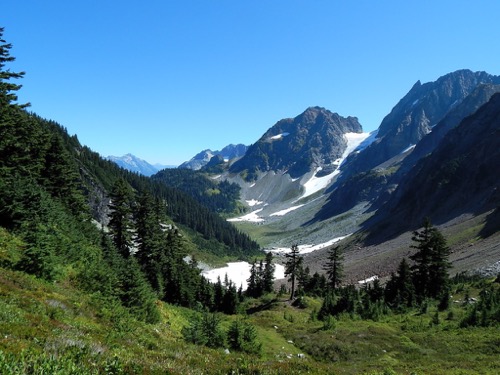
[262,252,275,293]
[0,27,28,108]
[108,179,134,257]
[285,244,302,300]
[135,191,165,294]
[324,245,344,291]
[410,218,451,300]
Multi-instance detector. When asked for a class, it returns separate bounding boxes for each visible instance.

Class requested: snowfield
[298,131,375,200]
[266,235,351,255]
[270,204,305,217]
[246,199,264,207]
[202,262,286,289]
[227,208,264,223]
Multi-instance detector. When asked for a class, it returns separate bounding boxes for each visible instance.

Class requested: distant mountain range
[107,154,175,176]
[178,144,248,170]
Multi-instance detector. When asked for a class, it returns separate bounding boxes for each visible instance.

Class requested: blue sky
[3,1,500,165]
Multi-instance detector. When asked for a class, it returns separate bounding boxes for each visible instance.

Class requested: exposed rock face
[341,70,500,177]
[229,106,363,179]
[367,92,500,240]
[397,83,500,174]
[314,71,500,223]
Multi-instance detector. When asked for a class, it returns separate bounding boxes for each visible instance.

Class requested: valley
[1,22,499,374]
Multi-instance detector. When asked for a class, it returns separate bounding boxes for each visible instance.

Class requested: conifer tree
[246,260,260,298]
[410,218,451,301]
[324,245,344,291]
[0,27,28,108]
[385,258,415,308]
[108,179,134,258]
[262,252,275,293]
[285,244,302,300]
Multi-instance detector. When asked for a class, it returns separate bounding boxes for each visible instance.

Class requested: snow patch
[297,131,374,201]
[358,275,379,285]
[270,204,305,217]
[246,199,264,207]
[301,168,336,199]
[266,235,350,255]
[227,208,264,223]
[401,144,416,154]
[268,132,290,141]
[202,262,285,290]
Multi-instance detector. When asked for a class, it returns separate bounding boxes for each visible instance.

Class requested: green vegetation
[151,169,243,215]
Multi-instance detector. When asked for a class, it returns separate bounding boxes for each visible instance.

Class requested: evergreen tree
[285,244,302,300]
[108,179,134,257]
[324,245,344,291]
[0,27,28,108]
[384,258,415,309]
[118,257,160,323]
[41,134,87,217]
[262,252,275,293]
[246,260,260,298]
[410,218,451,301]
[134,191,164,294]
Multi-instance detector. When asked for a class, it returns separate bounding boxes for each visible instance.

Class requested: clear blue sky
[3,1,500,165]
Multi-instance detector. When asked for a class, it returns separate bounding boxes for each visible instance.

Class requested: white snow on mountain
[268,132,290,141]
[246,199,264,207]
[270,204,305,217]
[297,131,374,200]
[266,235,351,255]
[227,208,264,223]
[202,262,286,290]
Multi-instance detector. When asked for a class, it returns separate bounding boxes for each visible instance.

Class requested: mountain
[230,107,363,180]
[340,70,500,178]
[364,92,500,242]
[315,82,500,220]
[107,153,164,176]
[179,144,248,170]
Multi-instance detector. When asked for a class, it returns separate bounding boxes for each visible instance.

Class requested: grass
[1,265,499,374]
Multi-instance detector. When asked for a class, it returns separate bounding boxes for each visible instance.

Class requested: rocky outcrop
[229,107,363,180]
[341,70,500,178]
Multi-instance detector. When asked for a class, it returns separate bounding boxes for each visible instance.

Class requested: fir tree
[0,27,29,108]
[324,245,344,291]
[262,252,275,293]
[285,244,302,300]
[410,218,451,301]
[108,179,134,258]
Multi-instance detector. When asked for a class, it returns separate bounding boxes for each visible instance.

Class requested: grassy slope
[1,263,499,374]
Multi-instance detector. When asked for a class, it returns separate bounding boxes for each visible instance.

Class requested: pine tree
[0,27,28,108]
[262,252,275,293]
[135,191,167,295]
[108,179,134,258]
[246,260,260,298]
[384,258,415,309]
[410,218,451,301]
[324,245,344,291]
[285,244,302,300]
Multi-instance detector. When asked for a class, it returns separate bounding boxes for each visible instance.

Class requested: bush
[227,320,262,355]
[182,311,225,348]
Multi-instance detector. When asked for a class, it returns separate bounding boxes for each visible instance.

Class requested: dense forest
[151,168,243,215]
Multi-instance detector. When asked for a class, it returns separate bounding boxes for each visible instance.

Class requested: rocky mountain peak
[341,69,500,177]
[230,107,363,179]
